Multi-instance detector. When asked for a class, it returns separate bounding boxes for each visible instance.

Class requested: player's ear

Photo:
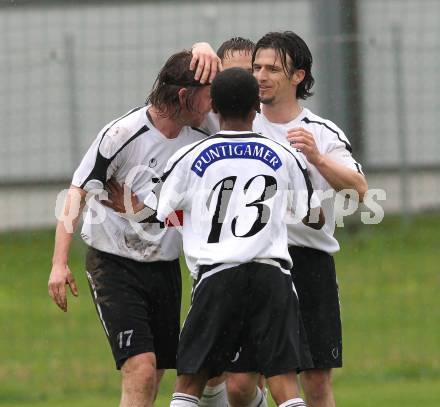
[291,69,305,86]
[178,88,188,107]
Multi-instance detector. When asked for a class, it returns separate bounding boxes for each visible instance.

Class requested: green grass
[1,214,439,406]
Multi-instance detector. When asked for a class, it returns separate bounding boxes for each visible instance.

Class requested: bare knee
[266,371,300,405]
[120,353,158,407]
[175,373,209,398]
[227,373,259,407]
[301,369,333,401]
[122,353,157,385]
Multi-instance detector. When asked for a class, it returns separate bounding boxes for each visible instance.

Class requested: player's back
[155,131,314,278]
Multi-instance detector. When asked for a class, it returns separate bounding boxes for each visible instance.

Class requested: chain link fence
[0,0,439,229]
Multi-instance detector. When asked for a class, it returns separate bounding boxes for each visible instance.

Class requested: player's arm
[48,122,123,311]
[287,127,368,201]
[48,185,85,312]
[190,42,223,84]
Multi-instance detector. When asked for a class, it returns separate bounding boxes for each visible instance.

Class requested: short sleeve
[71,124,125,191]
[324,126,364,174]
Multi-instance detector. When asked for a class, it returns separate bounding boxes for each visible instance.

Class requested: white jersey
[253,107,363,254]
[145,131,319,279]
[72,105,207,262]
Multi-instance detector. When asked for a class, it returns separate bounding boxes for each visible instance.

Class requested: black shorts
[289,246,343,369]
[228,306,313,375]
[85,247,181,370]
[177,262,313,379]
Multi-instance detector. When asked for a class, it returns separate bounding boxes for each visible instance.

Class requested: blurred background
[1,1,439,406]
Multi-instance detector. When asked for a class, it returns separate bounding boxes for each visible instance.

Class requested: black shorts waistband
[198,258,291,278]
[289,245,333,258]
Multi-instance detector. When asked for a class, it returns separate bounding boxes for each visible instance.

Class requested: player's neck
[261,99,303,124]
[147,106,183,139]
[220,118,253,132]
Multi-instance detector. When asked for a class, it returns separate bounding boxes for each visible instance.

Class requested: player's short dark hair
[211,67,259,120]
[253,31,314,100]
[146,50,207,119]
[217,37,255,61]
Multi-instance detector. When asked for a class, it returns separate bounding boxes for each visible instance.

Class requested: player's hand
[287,127,322,166]
[48,263,78,312]
[102,179,144,214]
[190,42,223,84]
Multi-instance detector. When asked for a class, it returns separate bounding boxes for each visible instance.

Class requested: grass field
[1,214,440,406]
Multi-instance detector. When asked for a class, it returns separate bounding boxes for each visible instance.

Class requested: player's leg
[146,258,183,403]
[248,263,311,406]
[172,265,248,407]
[300,369,334,407]
[170,372,210,406]
[226,372,267,407]
[85,248,176,407]
[266,371,305,407]
[120,352,158,407]
[289,246,342,407]
[200,373,228,407]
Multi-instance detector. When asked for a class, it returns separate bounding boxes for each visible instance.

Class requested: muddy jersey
[72,105,207,262]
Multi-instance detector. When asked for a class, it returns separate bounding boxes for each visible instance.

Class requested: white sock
[199,382,228,407]
[170,392,200,406]
[245,385,268,407]
[278,398,307,407]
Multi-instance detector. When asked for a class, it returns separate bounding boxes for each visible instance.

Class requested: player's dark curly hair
[253,31,314,100]
[211,67,259,120]
[217,37,255,61]
[146,50,207,119]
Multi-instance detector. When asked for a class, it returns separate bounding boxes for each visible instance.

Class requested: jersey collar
[215,130,261,138]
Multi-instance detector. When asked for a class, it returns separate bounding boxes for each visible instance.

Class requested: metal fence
[0,0,439,229]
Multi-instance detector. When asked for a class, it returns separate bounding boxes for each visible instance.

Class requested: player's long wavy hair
[253,31,314,100]
[146,50,206,119]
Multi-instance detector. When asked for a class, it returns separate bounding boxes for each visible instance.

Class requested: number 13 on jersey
[206,174,277,243]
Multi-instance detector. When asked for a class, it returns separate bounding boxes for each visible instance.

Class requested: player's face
[222,50,253,73]
[185,85,212,127]
[253,48,295,105]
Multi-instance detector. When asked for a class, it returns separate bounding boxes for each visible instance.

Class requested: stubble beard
[259,95,275,105]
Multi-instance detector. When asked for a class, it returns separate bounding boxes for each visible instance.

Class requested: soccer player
[146,67,321,407]
[47,50,214,407]
[250,31,368,407]
[92,40,250,407]
[190,37,256,407]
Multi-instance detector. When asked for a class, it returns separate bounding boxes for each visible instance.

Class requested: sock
[170,392,200,407]
[278,398,306,407]
[245,385,268,407]
[199,382,228,407]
